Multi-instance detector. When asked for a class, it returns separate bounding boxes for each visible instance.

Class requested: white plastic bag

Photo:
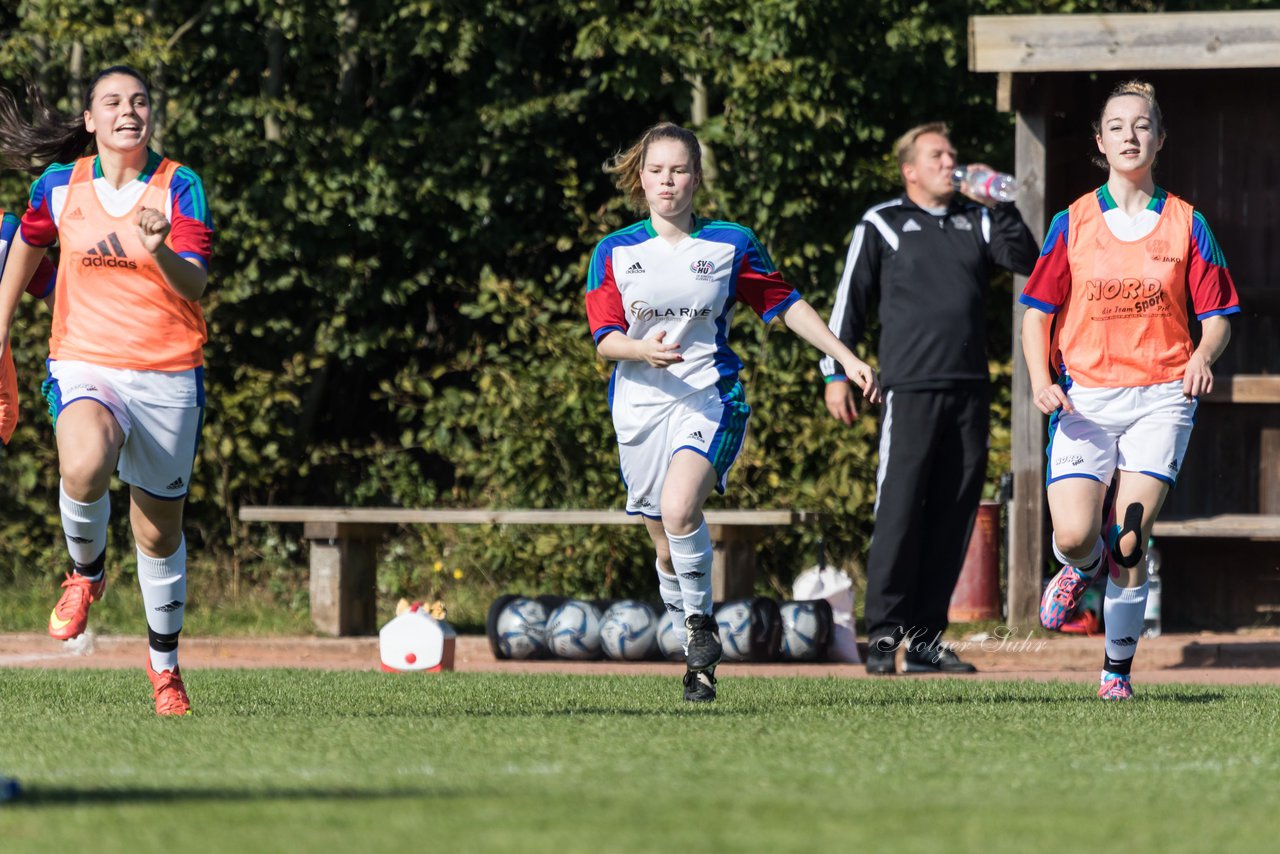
[792,565,861,663]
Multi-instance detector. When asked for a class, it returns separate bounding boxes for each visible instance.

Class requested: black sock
[73,550,106,581]
[1103,653,1133,676]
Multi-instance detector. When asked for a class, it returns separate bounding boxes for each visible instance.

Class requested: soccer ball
[779,601,825,661]
[655,609,686,661]
[715,600,755,662]
[546,600,603,659]
[493,597,548,660]
[600,600,659,661]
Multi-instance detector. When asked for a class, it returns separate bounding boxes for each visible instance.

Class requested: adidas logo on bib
[80,232,138,270]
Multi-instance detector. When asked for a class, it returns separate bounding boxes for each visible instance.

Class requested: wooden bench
[1152,514,1280,539]
[238,507,823,635]
[1149,380,1280,625]
[1160,375,1280,539]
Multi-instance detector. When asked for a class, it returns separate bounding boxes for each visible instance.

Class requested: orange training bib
[1055,193,1194,387]
[49,156,207,371]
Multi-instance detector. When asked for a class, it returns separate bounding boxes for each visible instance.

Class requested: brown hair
[1092,79,1165,170]
[893,121,950,169]
[0,66,152,173]
[605,122,702,212]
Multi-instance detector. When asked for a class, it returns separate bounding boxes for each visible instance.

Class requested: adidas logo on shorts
[166,476,185,490]
[687,430,704,441]
[626,261,645,274]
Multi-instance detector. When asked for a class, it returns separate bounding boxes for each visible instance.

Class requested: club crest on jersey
[689,259,716,280]
[1144,238,1181,264]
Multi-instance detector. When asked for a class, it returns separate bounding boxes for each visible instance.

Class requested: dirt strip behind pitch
[2,631,1280,685]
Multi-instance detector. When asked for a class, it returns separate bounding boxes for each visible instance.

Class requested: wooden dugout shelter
[970,11,1280,630]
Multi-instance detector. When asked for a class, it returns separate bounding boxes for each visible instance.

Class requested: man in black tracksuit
[821,122,1038,674]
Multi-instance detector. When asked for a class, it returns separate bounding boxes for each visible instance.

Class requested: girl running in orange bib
[0,67,213,715]
[1020,81,1239,700]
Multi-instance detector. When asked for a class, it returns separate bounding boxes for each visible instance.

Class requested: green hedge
[2,0,1260,624]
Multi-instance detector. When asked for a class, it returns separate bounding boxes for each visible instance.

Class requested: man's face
[902,132,957,201]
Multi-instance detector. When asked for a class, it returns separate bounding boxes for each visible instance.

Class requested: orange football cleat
[147,662,193,716]
[48,572,107,640]
[1058,608,1101,637]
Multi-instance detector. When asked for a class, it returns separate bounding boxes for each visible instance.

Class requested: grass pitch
[1,670,1277,853]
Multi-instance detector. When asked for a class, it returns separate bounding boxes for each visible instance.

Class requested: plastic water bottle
[952,165,1018,202]
[1143,538,1162,638]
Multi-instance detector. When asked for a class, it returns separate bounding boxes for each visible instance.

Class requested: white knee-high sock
[1103,577,1148,675]
[666,522,713,617]
[656,561,687,651]
[137,537,187,673]
[1053,534,1104,575]
[59,481,110,578]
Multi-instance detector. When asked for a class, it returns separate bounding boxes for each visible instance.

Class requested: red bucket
[949,500,1002,622]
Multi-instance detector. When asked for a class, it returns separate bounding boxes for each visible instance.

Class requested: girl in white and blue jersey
[586,122,879,701]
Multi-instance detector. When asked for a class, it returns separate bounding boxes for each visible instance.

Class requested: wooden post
[303,522,384,636]
[1261,429,1280,514]
[1009,93,1048,632]
[996,72,1013,112]
[707,524,758,601]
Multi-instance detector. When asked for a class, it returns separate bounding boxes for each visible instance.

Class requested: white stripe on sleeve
[820,222,866,377]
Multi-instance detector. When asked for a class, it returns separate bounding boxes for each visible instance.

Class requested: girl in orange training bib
[0,67,214,716]
[1020,80,1239,701]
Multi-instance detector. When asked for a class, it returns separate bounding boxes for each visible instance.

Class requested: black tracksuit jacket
[820,195,1038,389]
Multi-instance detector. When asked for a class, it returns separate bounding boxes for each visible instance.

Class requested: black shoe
[865,637,897,675]
[903,643,977,674]
[684,613,722,672]
[683,667,717,702]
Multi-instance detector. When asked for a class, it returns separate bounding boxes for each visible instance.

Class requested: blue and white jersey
[586,218,799,442]
[1,210,56,298]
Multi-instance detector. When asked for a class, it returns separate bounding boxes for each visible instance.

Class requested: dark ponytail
[0,65,152,174]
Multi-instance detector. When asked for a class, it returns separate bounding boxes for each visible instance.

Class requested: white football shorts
[616,380,750,518]
[1046,378,1195,487]
[44,359,204,499]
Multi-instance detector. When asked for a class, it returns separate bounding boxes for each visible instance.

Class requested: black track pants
[863,387,990,648]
